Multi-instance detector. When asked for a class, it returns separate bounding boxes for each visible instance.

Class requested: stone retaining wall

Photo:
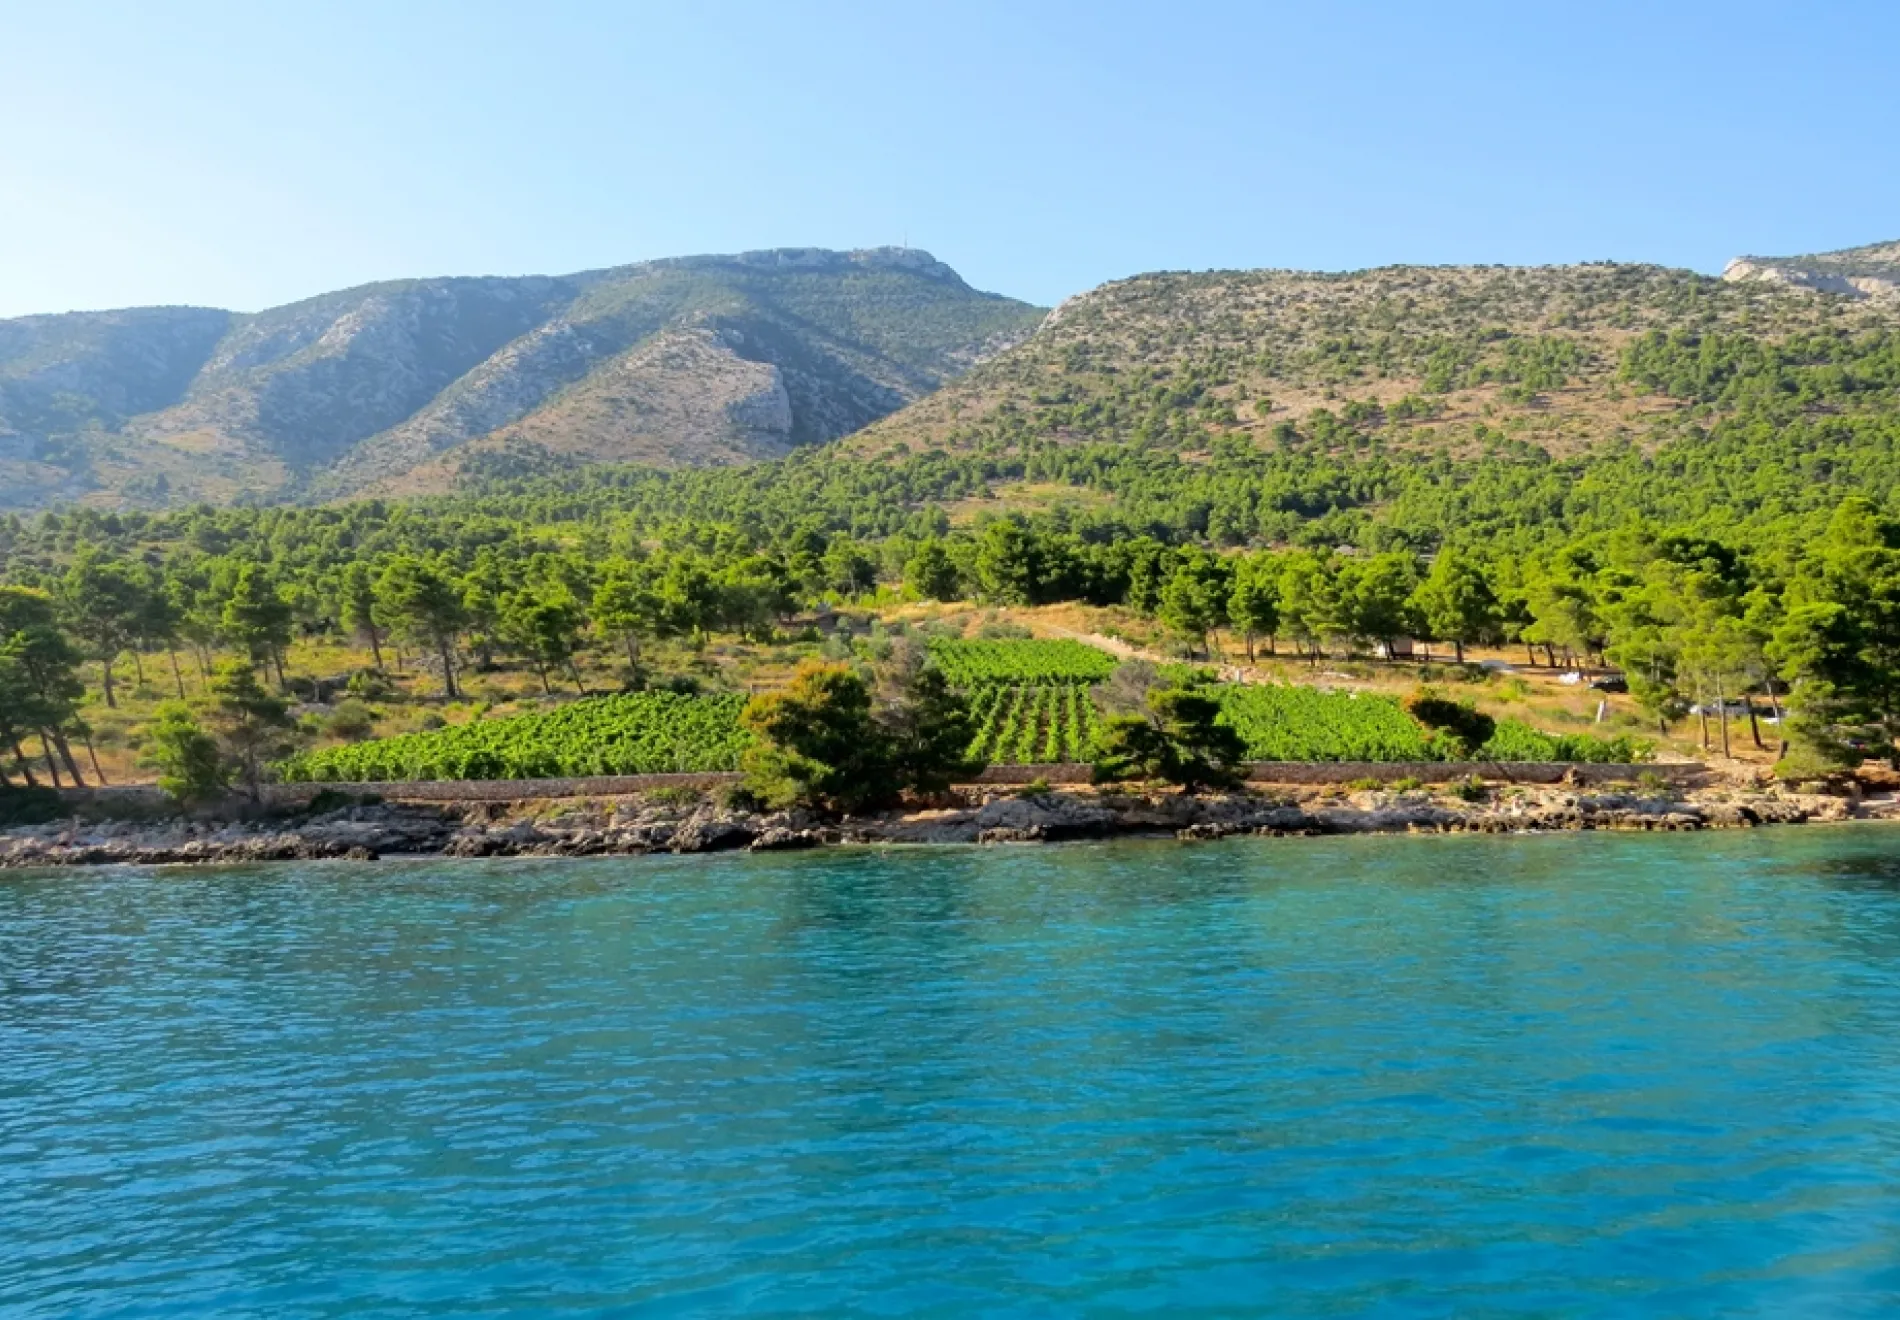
[1242,761,1709,787]
[983,761,1706,787]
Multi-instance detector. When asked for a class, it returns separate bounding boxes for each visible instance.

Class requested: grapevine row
[962,682,1099,764]
[928,638,1116,687]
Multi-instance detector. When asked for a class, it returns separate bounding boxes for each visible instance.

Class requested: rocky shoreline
[0,780,1888,870]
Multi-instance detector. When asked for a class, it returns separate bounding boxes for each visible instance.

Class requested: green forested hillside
[8,247,1900,787]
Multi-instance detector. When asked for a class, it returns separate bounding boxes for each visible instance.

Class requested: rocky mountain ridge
[0,248,1043,509]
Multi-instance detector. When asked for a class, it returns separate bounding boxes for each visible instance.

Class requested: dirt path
[1033,620,1383,691]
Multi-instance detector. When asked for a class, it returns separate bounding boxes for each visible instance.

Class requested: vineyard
[278,637,1642,784]
[279,692,753,782]
[965,683,1099,764]
[1213,685,1434,761]
[927,638,1117,687]
[1211,685,1646,763]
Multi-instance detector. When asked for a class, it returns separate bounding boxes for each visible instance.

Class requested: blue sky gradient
[2,0,1895,315]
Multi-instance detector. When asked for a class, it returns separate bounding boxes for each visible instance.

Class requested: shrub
[741,662,895,813]
[1773,740,1850,784]
[144,702,230,805]
[1092,685,1246,792]
[739,655,979,814]
[346,669,396,700]
[325,700,377,742]
[1404,687,1497,757]
[714,782,764,813]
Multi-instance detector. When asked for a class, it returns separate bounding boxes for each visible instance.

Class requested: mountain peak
[643,246,969,286]
[0,249,1043,509]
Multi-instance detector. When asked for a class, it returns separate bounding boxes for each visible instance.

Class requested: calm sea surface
[6,830,1900,1316]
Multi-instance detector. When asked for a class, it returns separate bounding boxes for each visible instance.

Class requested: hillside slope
[849,259,1900,468]
[0,248,1043,509]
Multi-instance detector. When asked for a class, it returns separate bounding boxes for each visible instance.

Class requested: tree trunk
[1714,673,1732,759]
[11,740,38,787]
[567,658,585,694]
[1695,678,1710,751]
[40,736,61,788]
[1454,639,1465,663]
[272,647,288,694]
[368,627,385,673]
[101,656,116,709]
[535,662,552,696]
[53,733,85,788]
[84,734,106,785]
[131,648,146,688]
[1747,700,1764,751]
[1266,634,1276,656]
[437,637,458,699]
[168,647,187,700]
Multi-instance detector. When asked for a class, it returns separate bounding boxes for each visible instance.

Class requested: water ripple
[4,831,1900,1315]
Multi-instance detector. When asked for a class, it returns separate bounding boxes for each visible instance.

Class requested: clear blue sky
[2,0,1894,316]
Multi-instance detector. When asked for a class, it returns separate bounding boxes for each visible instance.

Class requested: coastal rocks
[0,779,1878,870]
[973,794,1121,843]
[749,827,822,852]
[668,810,757,854]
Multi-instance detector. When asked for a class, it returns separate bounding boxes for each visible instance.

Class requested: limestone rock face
[1723,240,1900,300]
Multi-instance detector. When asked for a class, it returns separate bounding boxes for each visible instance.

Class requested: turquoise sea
[5,830,1900,1316]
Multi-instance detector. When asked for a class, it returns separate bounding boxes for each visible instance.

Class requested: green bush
[143,702,230,805]
[1404,687,1497,757]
